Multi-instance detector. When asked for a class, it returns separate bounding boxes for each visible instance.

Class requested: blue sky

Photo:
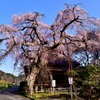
[0,0,100,74]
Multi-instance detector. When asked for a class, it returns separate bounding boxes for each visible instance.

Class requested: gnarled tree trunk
[26,67,39,95]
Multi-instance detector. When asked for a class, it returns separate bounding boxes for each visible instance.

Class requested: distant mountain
[0,70,25,84]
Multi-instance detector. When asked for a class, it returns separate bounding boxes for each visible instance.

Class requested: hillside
[0,70,25,84]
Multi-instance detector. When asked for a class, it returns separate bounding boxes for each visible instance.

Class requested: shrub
[0,80,8,90]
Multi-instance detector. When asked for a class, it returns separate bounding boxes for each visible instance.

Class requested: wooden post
[70,84,73,100]
[68,77,73,100]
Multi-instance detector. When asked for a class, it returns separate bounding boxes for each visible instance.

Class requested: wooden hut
[34,58,80,92]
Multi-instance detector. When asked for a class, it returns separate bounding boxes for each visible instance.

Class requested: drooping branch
[60,16,80,34]
[0,44,15,60]
[0,37,10,43]
[47,16,80,50]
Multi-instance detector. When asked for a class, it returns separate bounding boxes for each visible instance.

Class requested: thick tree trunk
[26,67,39,95]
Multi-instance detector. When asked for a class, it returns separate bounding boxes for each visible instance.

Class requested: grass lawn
[26,91,78,100]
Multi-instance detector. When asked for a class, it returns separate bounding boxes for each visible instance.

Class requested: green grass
[0,80,15,90]
[25,92,78,100]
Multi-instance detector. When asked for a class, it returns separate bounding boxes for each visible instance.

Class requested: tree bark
[26,67,39,95]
